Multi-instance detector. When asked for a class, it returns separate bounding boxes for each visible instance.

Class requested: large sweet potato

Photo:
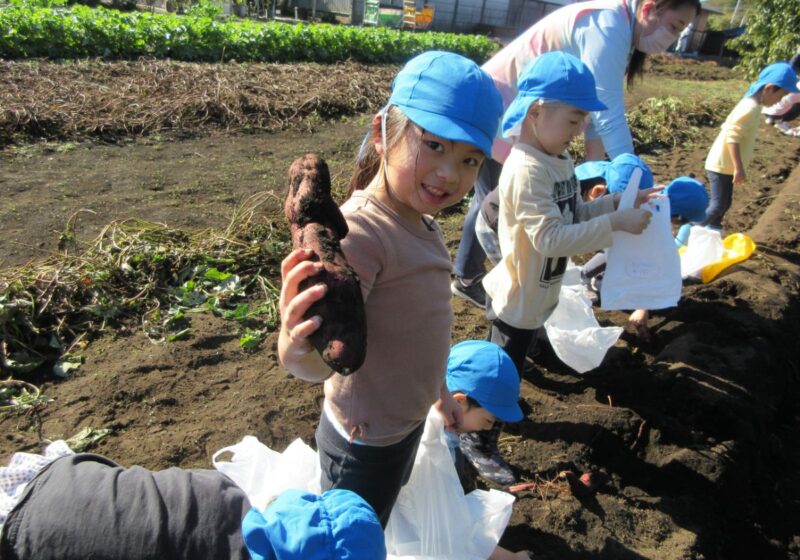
[284,154,367,374]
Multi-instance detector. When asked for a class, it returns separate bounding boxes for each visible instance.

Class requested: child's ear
[370,112,385,156]
[589,185,607,200]
[639,0,657,20]
[451,392,468,404]
[526,102,540,121]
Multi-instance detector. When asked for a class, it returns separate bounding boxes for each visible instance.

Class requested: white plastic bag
[384,409,514,560]
[213,410,515,559]
[212,436,321,511]
[544,263,623,373]
[680,226,724,279]
[601,168,682,311]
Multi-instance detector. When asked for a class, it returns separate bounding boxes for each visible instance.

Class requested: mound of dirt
[647,53,738,81]
[0,59,396,146]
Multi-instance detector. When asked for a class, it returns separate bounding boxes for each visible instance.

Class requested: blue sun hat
[502,51,607,139]
[605,153,654,193]
[389,51,503,157]
[664,176,708,223]
[242,489,386,560]
[446,340,523,423]
[575,160,610,182]
[744,62,800,98]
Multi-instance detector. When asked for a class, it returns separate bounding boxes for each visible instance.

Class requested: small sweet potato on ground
[284,154,367,374]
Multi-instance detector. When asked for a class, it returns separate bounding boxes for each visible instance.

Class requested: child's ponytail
[347,106,411,199]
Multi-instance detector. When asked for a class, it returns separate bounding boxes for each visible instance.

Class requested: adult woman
[451,0,701,307]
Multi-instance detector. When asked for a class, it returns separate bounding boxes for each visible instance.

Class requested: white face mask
[637,25,678,53]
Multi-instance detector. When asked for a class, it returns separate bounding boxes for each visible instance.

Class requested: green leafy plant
[0,192,287,381]
[0,4,497,63]
[185,0,223,19]
[729,0,800,79]
[627,96,732,154]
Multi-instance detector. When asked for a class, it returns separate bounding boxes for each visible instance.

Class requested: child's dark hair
[579,177,606,198]
[627,0,702,90]
[347,106,411,199]
[464,396,482,410]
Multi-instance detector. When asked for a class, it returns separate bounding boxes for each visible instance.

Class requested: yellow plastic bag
[700,233,756,283]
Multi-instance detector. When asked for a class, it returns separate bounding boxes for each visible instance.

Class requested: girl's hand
[609,208,652,234]
[278,248,326,369]
[634,185,664,208]
[435,389,463,433]
[733,168,746,185]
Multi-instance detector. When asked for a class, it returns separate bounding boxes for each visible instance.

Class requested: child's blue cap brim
[744,62,800,98]
[502,92,606,139]
[389,51,503,157]
[399,104,496,159]
[446,340,523,423]
[605,153,654,193]
[242,489,386,560]
[501,52,607,138]
[665,176,708,222]
[575,160,610,181]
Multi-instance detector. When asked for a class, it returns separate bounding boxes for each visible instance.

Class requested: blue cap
[502,51,607,138]
[605,153,654,193]
[242,489,386,560]
[744,62,800,98]
[575,160,609,182]
[389,51,503,158]
[664,176,708,223]
[446,340,523,423]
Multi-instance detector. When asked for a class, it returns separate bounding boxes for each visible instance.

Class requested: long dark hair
[347,106,411,199]
[626,0,701,90]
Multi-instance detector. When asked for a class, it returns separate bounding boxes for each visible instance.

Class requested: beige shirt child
[483,143,616,330]
[705,97,761,175]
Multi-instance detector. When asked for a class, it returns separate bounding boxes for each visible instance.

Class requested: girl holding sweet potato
[277,51,503,525]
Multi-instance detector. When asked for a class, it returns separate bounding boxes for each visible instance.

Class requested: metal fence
[276,0,563,32]
[291,0,353,15]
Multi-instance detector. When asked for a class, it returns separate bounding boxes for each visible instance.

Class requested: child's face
[379,125,485,221]
[524,104,589,156]
[454,393,497,433]
[762,86,789,107]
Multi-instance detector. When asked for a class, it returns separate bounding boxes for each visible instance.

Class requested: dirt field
[1,56,800,559]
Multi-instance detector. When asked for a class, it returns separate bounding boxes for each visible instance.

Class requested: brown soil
[2,58,800,559]
[647,53,739,81]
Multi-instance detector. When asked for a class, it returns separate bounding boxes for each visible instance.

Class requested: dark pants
[0,454,251,560]
[453,158,503,279]
[487,315,537,378]
[315,411,423,527]
[700,170,733,230]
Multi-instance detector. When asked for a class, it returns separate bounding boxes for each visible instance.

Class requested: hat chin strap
[380,106,389,168]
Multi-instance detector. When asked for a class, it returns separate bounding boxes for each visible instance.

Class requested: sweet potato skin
[284,154,367,374]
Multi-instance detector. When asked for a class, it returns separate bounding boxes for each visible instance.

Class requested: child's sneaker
[451,276,486,308]
[458,425,516,486]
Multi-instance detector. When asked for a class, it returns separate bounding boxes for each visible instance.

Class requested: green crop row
[0,3,497,63]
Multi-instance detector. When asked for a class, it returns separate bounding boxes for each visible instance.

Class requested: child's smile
[377,126,484,223]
